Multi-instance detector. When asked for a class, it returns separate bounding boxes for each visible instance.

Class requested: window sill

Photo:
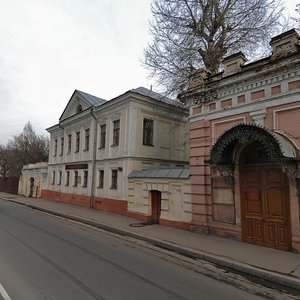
[142,143,154,147]
[83,149,89,152]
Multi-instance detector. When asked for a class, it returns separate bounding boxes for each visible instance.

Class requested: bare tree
[6,122,49,176]
[143,0,286,96]
[292,3,300,28]
[0,145,9,178]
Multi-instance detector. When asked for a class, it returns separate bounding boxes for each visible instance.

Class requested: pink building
[184,29,300,251]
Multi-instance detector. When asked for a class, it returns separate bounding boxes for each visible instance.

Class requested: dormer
[270,29,300,58]
[223,52,247,77]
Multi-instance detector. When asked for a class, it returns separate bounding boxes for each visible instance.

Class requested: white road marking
[0,283,11,300]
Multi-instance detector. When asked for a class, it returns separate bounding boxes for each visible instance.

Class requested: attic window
[77,105,83,113]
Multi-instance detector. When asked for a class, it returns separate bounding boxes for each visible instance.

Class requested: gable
[59,90,106,122]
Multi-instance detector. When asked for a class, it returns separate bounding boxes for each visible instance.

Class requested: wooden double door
[241,165,291,250]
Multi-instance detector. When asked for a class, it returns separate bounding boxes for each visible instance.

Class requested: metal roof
[128,168,190,179]
[77,90,106,107]
[131,87,184,107]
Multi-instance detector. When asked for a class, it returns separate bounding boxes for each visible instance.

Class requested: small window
[84,128,90,151]
[51,171,56,185]
[111,169,118,189]
[53,139,58,156]
[58,171,62,185]
[83,170,88,187]
[112,120,120,146]
[68,134,72,153]
[77,104,83,113]
[100,124,106,149]
[65,171,70,186]
[74,171,78,187]
[75,132,80,152]
[60,137,64,156]
[143,118,153,146]
[98,170,104,188]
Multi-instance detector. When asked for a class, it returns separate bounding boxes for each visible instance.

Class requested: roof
[76,90,106,107]
[128,168,190,179]
[130,87,183,106]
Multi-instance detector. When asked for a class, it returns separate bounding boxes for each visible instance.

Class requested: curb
[3,197,300,292]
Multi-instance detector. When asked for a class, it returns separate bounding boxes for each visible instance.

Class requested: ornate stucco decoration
[206,123,299,184]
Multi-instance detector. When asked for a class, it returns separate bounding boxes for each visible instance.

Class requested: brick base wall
[41,190,90,207]
[94,197,127,215]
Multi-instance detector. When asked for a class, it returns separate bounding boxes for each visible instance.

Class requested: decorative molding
[250,109,266,126]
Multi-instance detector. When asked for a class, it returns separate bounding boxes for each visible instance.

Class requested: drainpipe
[90,108,97,208]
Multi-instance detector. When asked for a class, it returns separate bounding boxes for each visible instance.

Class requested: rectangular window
[98,170,104,188]
[52,171,55,185]
[68,134,72,153]
[53,139,57,156]
[112,120,120,146]
[60,137,64,156]
[84,128,90,151]
[75,132,80,152]
[143,118,154,145]
[100,124,106,148]
[83,170,88,187]
[111,169,118,189]
[58,171,62,185]
[74,171,78,187]
[65,171,70,186]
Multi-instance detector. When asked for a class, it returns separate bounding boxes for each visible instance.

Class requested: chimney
[223,52,247,77]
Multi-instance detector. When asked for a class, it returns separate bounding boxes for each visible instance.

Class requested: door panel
[151,190,161,223]
[241,165,291,250]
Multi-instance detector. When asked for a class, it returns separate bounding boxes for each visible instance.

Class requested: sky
[0,0,299,144]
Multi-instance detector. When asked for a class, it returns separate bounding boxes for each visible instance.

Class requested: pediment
[59,90,106,122]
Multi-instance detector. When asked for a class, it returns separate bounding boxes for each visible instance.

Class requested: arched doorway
[239,142,291,250]
[151,190,161,223]
[206,124,297,250]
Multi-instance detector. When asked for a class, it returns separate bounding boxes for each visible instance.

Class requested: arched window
[76,104,83,113]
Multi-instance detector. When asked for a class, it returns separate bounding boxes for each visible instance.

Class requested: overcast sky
[0,0,298,144]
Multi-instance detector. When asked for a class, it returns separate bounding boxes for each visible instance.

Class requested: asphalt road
[0,200,265,300]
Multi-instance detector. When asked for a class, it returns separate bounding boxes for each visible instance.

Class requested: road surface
[0,200,265,300]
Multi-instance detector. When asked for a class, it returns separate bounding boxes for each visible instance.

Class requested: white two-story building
[43,87,190,220]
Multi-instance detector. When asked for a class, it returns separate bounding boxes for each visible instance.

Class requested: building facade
[43,87,189,218]
[19,162,48,198]
[183,29,300,251]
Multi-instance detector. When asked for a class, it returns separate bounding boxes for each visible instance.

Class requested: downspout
[90,108,97,208]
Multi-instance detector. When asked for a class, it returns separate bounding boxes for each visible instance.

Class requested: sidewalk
[0,192,299,291]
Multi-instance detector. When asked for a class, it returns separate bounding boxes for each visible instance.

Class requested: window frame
[143,118,154,146]
[98,170,104,188]
[112,120,120,146]
[75,131,80,152]
[67,134,72,153]
[100,124,106,149]
[58,171,62,185]
[73,170,78,187]
[83,170,88,187]
[65,170,70,186]
[111,169,118,189]
[60,137,64,156]
[51,171,56,185]
[53,139,58,156]
[84,128,90,151]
